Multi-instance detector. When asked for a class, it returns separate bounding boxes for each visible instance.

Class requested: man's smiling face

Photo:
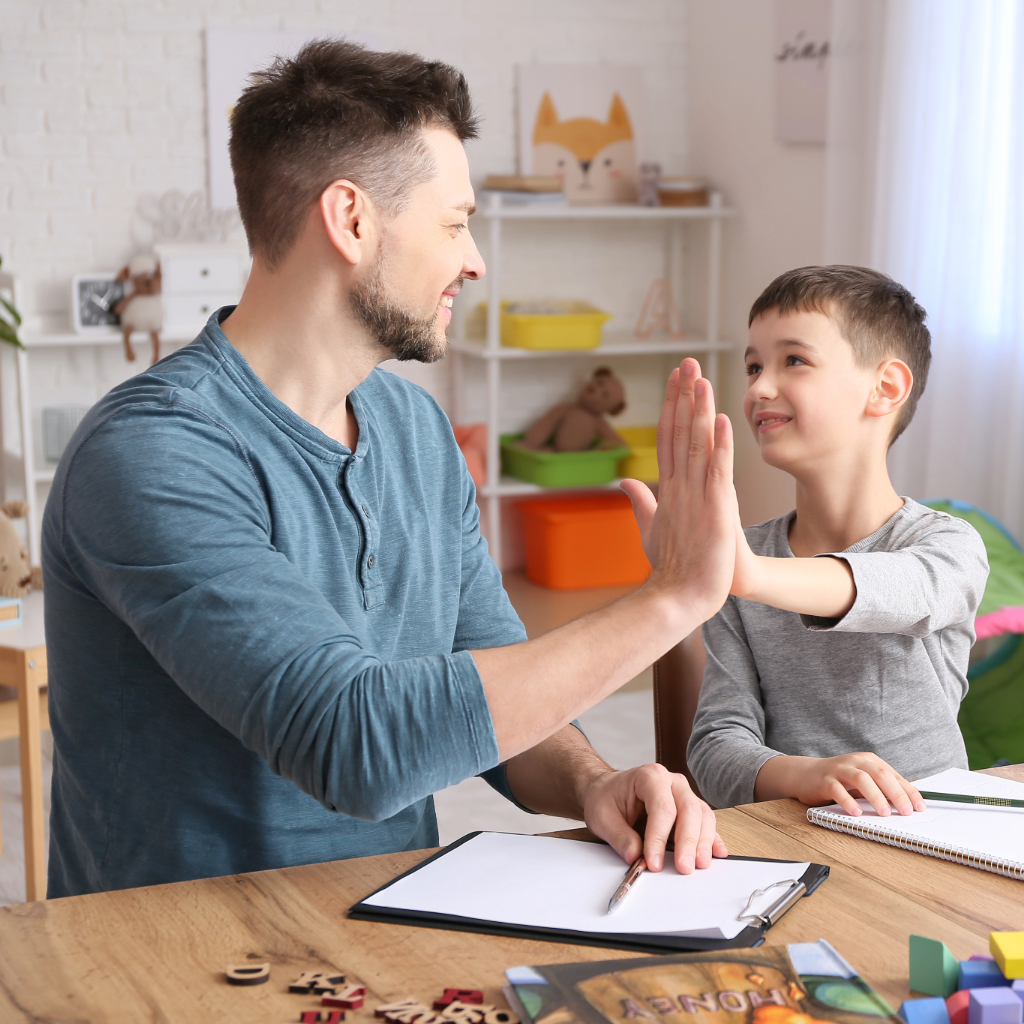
[743,308,882,474]
[351,126,484,362]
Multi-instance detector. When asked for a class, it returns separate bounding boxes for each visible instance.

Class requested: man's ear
[867,357,913,419]
[320,180,377,267]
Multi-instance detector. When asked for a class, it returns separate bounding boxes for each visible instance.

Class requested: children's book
[503,940,896,1024]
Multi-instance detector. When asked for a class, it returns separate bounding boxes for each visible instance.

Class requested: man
[43,40,737,898]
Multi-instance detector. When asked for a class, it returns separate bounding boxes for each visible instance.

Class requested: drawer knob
[201,305,209,313]
[200,268,209,276]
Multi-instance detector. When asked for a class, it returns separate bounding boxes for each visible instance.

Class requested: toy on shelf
[521,367,627,452]
[500,300,611,351]
[453,424,487,488]
[637,162,661,206]
[115,254,163,364]
[616,425,658,482]
[634,279,685,340]
[0,501,41,599]
[911,935,961,997]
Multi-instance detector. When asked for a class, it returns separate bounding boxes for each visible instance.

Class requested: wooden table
[0,765,1020,1023]
[0,589,47,903]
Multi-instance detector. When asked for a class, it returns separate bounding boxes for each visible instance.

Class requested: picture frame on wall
[516,65,648,204]
[71,273,124,333]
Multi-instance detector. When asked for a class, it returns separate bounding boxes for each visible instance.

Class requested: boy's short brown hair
[748,265,931,443]
[229,39,478,268]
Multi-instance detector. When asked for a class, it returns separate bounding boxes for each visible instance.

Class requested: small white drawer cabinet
[154,243,251,334]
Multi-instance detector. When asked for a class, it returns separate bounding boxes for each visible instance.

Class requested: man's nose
[462,230,486,281]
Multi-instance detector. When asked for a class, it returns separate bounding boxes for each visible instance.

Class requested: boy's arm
[731,512,988,633]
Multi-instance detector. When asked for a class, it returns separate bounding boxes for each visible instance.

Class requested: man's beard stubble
[350,248,461,364]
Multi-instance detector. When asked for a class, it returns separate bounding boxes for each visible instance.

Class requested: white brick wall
[0,0,694,560]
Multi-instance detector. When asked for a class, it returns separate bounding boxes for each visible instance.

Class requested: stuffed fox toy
[0,502,42,598]
[532,91,638,203]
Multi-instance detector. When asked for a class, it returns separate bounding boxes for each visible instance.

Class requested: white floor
[0,689,654,905]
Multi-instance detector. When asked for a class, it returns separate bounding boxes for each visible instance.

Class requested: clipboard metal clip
[736,879,807,927]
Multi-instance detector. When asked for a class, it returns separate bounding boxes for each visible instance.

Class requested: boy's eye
[786,355,807,366]
[745,362,762,376]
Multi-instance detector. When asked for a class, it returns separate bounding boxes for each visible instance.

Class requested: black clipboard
[348,831,830,954]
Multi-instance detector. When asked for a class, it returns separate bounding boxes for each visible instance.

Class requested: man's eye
[450,223,467,233]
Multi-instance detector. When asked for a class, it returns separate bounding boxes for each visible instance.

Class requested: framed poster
[516,65,648,204]
[205,29,377,211]
[774,0,832,144]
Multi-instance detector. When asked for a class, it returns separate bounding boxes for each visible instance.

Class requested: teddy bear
[0,501,42,598]
[115,254,163,365]
[521,366,628,452]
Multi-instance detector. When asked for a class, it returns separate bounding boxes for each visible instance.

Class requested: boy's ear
[866,358,913,419]
[320,180,377,267]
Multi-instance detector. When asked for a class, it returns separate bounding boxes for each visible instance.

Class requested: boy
[686,266,989,814]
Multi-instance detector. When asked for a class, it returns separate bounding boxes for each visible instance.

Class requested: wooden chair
[652,627,706,799]
[0,591,48,901]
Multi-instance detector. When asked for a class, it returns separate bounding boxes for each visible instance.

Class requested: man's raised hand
[621,357,737,625]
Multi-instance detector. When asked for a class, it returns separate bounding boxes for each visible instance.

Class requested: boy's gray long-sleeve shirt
[687,499,989,809]
[43,309,527,897]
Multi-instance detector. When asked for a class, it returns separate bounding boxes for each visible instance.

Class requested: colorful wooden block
[912,936,961,998]
[961,961,1010,991]
[291,972,347,994]
[1012,981,1024,1002]
[991,934,1024,981]
[948,990,972,1024]
[968,988,1023,1024]
[900,998,952,1024]
[225,962,270,986]
[435,990,484,1009]
[325,985,367,1009]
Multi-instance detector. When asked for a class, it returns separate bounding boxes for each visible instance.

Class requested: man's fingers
[672,360,699,481]
[638,772,678,872]
[657,368,680,481]
[620,480,657,550]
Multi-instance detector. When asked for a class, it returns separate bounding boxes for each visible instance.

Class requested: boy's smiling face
[743,308,885,473]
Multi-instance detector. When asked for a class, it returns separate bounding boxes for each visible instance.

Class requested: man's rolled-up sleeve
[57,406,501,823]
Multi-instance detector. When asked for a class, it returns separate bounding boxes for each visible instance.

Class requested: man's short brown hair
[229,39,479,268]
[748,265,931,443]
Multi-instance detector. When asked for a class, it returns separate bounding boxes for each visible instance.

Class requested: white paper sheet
[819,768,1024,863]
[363,833,810,941]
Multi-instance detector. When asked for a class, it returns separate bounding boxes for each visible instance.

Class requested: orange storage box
[516,493,652,590]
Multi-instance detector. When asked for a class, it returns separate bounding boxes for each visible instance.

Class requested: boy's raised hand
[755,752,927,817]
[621,358,737,625]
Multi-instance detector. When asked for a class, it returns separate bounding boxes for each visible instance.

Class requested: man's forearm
[504,724,610,819]
[473,585,697,762]
[743,555,855,619]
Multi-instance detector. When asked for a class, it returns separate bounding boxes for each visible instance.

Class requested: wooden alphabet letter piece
[325,985,367,1009]
[435,990,485,1010]
[291,972,347,994]
[376,999,426,1020]
[225,962,270,986]
[301,1013,344,1024]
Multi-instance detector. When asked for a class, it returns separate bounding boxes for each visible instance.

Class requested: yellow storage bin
[617,426,659,482]
[500,300,611,350]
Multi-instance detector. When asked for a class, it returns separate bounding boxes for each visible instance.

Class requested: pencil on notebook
[918,791,1024,808]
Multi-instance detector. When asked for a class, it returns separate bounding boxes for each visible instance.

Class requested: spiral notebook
[807,768,1024,880]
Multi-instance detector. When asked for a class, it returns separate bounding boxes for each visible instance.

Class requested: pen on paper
[607,855,647,914]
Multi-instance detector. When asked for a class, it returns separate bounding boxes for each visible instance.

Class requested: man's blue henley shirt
[43,309,526,897]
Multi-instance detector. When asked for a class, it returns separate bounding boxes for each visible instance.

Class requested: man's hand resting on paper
[754,752,926,817]
[583,763,728,874]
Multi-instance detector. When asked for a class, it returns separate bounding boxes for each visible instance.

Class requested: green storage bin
[500,433,629,487]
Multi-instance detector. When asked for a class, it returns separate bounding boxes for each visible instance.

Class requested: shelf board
[477,202,736,221]
[480,476,642,498]
[449,335,735,361]
[20,332,197,348]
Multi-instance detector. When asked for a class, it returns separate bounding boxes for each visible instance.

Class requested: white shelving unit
[449,192,736,567]
[15,329,197,564]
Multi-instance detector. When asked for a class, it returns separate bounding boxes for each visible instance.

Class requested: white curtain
[825,0,1024,540]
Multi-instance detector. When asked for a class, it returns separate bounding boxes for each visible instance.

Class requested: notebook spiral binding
[806,807,1024,881]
